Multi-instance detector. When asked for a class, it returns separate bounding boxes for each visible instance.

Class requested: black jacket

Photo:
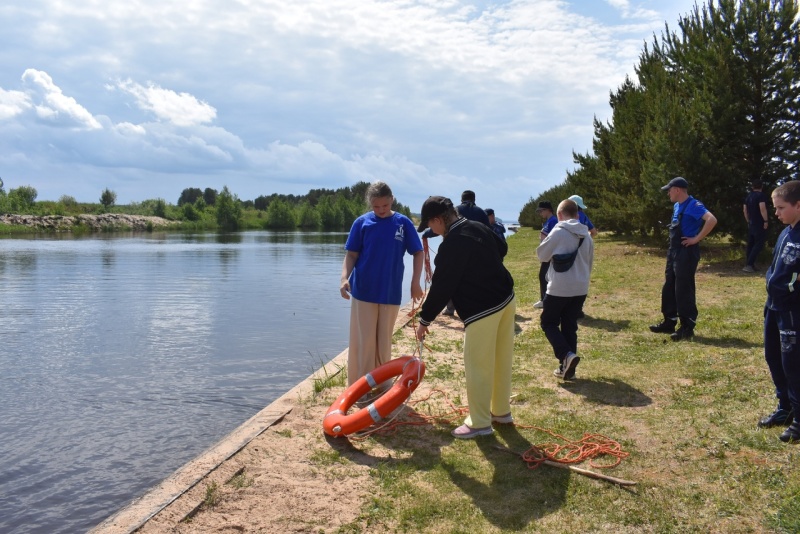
[420,218,514,326]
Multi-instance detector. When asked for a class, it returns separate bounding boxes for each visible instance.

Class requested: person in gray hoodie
[536,199,594,380]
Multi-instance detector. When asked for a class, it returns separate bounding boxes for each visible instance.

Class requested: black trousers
[661,245,700,327]
[538,261,549,300]
[746,226,767,268]
[764,307,800,419]
[541,294,587,361]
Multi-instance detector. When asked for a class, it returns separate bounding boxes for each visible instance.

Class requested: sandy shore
[90,299,465,533]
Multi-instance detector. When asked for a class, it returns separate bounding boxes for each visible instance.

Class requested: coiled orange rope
[351,389,629,471]
[363,238,630,474]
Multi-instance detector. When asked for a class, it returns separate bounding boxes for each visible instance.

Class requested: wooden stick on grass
[493,445,637,487]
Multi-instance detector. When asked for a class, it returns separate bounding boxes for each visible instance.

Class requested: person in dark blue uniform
[743,181,769,272]
[758,181,800,443]
[485,208,506,240]
[534,201,558,309]
[649,177,717,341]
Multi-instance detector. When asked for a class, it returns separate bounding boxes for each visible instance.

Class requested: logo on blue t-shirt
[395,224,405,242]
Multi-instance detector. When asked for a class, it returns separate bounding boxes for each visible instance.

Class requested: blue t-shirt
[345,212,423,305]
[672,196,709,238]
[578,211,595,230]
[541,215,558,236]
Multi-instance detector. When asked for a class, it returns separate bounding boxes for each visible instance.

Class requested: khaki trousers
[347,298,400,386]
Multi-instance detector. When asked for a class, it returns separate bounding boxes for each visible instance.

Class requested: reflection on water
[0,230,409,534]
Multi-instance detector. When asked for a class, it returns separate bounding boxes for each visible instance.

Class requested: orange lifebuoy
[323,355,425,437]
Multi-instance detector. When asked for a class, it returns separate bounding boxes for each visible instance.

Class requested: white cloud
[0,0,700,220]
[605,0,661,20]
[0,88,32,120]
[113,79,217,127]
[20,69,102,130]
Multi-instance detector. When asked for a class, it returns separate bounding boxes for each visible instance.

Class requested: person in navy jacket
[759,180,800,443]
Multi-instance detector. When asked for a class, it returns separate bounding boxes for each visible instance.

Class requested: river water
[0,230,418,533]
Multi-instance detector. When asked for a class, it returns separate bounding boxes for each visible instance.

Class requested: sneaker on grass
[553,352,580,380]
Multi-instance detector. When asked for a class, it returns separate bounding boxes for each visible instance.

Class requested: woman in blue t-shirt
[340,181,424,391]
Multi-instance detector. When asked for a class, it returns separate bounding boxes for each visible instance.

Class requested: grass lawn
[329,228,800,533]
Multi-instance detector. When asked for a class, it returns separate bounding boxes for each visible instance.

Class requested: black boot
[670,327,694,341]
[779,421,800,443]
[649,319,677,334]
[758,408,794,428]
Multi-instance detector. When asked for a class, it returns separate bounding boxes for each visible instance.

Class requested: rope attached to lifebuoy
[322,355,426,437]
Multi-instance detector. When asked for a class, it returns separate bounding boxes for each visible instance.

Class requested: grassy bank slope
[349,229,799,533]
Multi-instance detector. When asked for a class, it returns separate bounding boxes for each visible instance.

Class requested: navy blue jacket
[458,201,491,227]
[766,224,800,311]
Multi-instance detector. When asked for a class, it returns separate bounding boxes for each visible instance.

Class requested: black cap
[661,177,689,191]
[417,196,453,232]
[485,208,495,215]
[536,201,553,212]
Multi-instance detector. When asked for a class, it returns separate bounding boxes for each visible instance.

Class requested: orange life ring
[323,355,425,437]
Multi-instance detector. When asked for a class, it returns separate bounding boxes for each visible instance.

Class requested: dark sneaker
[554,352,580,380]
[649,320,677,334]
[779,422,800,443]
[759,408,794,428]
[670,328,694,341]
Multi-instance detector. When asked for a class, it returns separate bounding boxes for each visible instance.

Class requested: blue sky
[0,0,698,222]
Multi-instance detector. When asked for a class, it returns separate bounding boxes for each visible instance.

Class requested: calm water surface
[0,230,417,533]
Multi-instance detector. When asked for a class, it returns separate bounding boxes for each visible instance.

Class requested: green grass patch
[334,229,800,533]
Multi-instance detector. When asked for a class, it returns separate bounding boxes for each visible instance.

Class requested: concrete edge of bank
[89,300,419,534]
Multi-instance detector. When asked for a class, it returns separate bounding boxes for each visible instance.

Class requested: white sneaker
[534,300,544,309]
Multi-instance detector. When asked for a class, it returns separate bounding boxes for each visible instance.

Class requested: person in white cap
[648,177,717,341]
[568,194,598,238]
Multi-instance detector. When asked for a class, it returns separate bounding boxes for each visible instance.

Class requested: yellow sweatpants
[347,298,400,386]
[463,297,516,429]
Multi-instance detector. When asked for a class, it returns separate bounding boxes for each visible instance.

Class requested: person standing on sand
[415,196,516,439]
[340,181,424,396]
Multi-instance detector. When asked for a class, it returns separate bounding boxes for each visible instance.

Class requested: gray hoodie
[536,219,593,297]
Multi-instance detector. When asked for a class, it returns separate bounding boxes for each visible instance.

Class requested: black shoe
[649,320,677,334]
[670,327,694,341]
[759,408,795,428]
[779,422,800,443]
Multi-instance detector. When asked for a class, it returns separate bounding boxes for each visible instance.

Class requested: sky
[0,0,700,222]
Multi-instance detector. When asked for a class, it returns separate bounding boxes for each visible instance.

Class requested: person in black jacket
[415,196,516,439]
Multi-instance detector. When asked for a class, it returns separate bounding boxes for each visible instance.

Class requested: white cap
[568,195,587,209]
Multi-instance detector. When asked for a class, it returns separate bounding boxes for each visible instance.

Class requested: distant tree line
[520,0,800,241]
[0,180,413,233]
